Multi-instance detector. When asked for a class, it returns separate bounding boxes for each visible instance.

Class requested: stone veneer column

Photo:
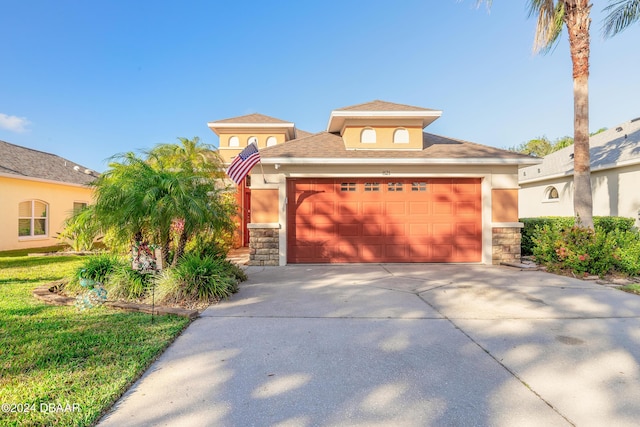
[492,227,522,265]
[248,223,280,266]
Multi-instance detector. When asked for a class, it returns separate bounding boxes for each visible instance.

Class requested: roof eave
[326,110,443,133]
[207,122,296,139]
[261,157,541,166]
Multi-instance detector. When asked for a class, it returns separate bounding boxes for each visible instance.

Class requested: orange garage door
[287,178,482,263]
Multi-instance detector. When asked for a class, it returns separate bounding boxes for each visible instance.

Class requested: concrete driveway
[98,264,640,427]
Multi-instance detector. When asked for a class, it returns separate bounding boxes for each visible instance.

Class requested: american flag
[226,142,260,185]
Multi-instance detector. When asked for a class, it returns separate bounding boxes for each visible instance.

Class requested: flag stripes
[226,143,260,185]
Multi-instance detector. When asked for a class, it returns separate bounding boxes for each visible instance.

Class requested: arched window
[393,128,410,144]
[266,136,277,147]
[544,186,560,201]
[229,136,239,147]
[361,128,376,144]
[19,200,48,237]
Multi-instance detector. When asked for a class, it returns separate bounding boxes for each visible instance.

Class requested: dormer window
[393,128,409,144]
[266,136,277,147]
[361,128,376,144]
[229,136,239,147]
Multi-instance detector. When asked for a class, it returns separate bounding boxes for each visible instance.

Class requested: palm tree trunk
[172,230,188,267]
[564,0,593,228]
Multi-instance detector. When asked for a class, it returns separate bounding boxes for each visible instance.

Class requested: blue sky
[2,1,638,172]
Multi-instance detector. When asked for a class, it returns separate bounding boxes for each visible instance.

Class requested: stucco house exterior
[209,100,540,266]
[519,118,640,226]
[0,140,97,252]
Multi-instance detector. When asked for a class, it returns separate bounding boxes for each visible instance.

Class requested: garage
[287,178,482,263]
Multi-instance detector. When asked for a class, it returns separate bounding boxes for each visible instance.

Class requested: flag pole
[259,161,266,183]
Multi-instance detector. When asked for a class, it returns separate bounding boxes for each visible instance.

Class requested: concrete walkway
[98,264,640,427]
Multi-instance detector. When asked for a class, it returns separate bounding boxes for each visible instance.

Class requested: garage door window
[341,182,356,192]
[364,182,380,192]
[412,182,427,192]
[388,182,404,192]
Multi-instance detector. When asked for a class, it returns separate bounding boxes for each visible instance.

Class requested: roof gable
[327,100,443,133]
[0,140,98,185]
[334,100,439,112]
[209,113,293,125]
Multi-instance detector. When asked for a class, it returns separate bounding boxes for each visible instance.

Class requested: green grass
[620,283,640,296]
[0,255,191,426]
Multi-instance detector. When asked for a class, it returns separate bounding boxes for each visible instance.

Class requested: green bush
[105,264,153,300]
[521,216,635,256]
[74,253,122,284]
[531,223,640,277]
[152,254,243,304]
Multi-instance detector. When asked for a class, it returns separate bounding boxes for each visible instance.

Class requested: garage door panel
[433,202,453,215]
[287,178,481,263]
[385,202,406,215]
[455,201,479,215]
[362,202,383,215]
[338,224,360,237]
[363,224,383,236]
[385,223,407,237]
[313,201,335,215]
[339,202,359,215]
[409,202,429,215]
[409,223,431,236]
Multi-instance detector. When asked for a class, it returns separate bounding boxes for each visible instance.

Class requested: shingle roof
[334,100,438,112]
[519,118,640,182]
[0,140,99,185]
[209,113,293,125]
[259,131,535,163]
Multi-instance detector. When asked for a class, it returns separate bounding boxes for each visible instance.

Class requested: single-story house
[209,100,540,266]
[0,140,97,252]
[519,117,640,226]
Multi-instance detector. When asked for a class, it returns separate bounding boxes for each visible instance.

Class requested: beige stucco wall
[217,131,288,163]
[0,175,93,251]
[248,163,522,265]
[519,164,640,226]
[342,123,424,150]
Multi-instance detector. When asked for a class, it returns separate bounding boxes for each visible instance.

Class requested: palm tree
[603,0,640,37]
[479,0,594,227]
[148,137,234,265]
[92,139,235,266]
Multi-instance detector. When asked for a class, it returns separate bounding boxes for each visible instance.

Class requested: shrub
[151,254,243,304]
[105,264,153,300]
[521,216,636,256]
[532,223,640,277]
[75,253,122,284]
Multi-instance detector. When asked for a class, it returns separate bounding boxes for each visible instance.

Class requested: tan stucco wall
[519,164,640,226]
[251,189,279,223]
[342,123,424,150]
[218,131,288,163]
[492,189,519,222]
[0,175,93,251]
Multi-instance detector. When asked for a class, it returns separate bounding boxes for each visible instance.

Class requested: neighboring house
[209,100,539,266]
[0,140,98,252]
[519,118,640,226]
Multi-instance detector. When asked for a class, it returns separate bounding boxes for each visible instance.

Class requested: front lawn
[0,254,191,426]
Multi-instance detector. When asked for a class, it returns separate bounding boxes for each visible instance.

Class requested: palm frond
[528,0,565,54]
[603,0,640,38]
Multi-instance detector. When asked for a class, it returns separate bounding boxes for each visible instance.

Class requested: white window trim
[393,128,410,144]
[229,136,240,147]
[18,200,49,240]
[542,186,560,203]
[361,128,376,144]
